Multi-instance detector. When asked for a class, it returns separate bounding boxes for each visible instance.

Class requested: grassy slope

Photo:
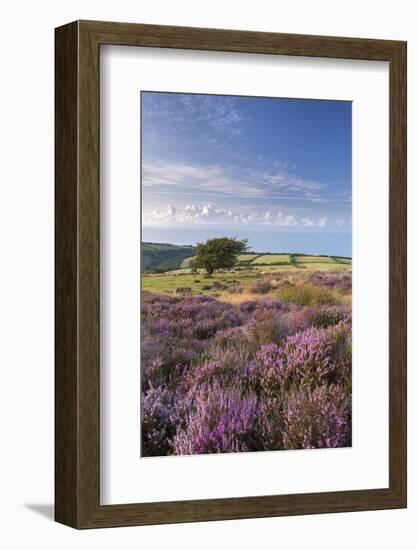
[142,242,196,272]
[253,254,291,264]
[181,253,351,269]
[142,241,352,273]
[295,255,334,263]
[142,271,257,294]
[142,266,351,296]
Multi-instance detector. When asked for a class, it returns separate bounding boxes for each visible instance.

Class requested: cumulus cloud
[268,211,297,226]
[302,216,328,227]
[144,203,238,225]
[143,204,330,227]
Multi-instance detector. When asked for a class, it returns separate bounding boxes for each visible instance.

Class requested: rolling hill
[142,242,352,273]
[141,242,196,272]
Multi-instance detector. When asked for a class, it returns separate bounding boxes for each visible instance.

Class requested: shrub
[250,279,274,294]
[282,326,339,386]
[282,384,351,449]
[141,287,352,456]
[141,336,207,390]
[176,287,192,294]
[141,384,179,456]
[186,360,238,390]
[328,319,352,387]
[228,284,243,294]
[242,343,288,398]
[257,397,285,450]
[172,383,260,454]
[279,284,337,306]
[244,309,290,348]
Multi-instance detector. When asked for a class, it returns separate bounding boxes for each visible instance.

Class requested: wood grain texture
[55,21,79,527]
[55,20,407,529]
[388,41,407,504]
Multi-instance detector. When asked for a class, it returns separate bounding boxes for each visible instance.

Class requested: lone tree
[192,237,248,276]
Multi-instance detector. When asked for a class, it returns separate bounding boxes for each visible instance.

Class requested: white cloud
[143,204,331,227]
[142,93,247,143]
[302,216,328,227]
[143,203,228,225]
[274,211,298,226]
[142,162,264,199]
[180,95,246,136]
[142,161,332,205]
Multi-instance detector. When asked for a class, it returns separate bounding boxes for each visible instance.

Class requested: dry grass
[217,292,265,305]
[180,256,196,268]
[217,273,351,307]
[143,268,351,309]
[278,284,339,306]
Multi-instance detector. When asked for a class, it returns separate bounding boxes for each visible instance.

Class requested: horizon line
[141,241,352,260]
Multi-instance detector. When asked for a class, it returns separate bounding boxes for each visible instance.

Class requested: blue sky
[141,91,352,256]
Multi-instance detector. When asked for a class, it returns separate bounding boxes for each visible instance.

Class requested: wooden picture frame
[55,20,407,529]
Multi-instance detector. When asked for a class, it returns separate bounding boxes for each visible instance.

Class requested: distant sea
[142,224,352,258]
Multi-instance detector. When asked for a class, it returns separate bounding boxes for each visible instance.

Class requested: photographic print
[141,91,352,457]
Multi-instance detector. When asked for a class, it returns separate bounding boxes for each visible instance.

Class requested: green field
[142,241,351,279]
[141,268,352,310]
[238,253,259,262]
[142,242,196,272]
[252,264,305,270]
[295,255,333,263]
[296,262,350,270]
[142,271,256,294]
[141,241,352,302]
[252,254,291,264]
[173,257,351,274]
[331,257,352,265]
[175,256,350,273]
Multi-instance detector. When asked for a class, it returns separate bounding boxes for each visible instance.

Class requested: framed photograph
[55,20,406,528]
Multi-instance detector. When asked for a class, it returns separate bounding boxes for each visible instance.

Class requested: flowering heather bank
[141,281,352,456]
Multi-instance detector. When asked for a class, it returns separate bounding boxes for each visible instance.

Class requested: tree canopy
[192,237,248,276]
